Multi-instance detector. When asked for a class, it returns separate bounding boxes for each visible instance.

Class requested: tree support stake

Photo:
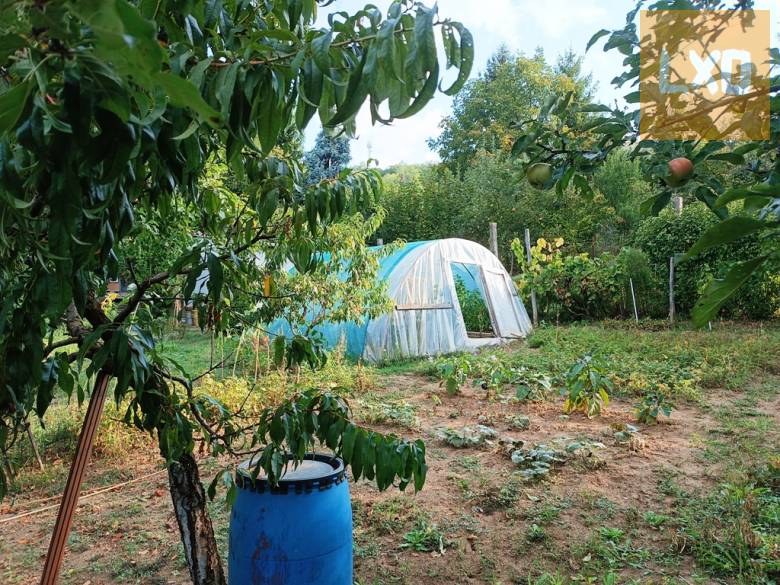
[40,371,110,585]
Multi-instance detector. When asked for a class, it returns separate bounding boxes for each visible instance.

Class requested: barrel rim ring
[235,452,346,494]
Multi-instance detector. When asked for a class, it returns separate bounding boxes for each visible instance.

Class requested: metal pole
[40,371,110,585]
[629,278,639,323]
[524,228,539,327]
[669,256,676,325]
[489,222,498,257]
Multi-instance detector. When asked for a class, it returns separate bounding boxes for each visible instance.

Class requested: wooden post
[669,256,676,324]
[629,278,639,324]
[376,238,383,246]
[26,423,44,471]
[673,196,684,216]
[40,372,110,585]
[524,228,539,327]
[489,222,498,257]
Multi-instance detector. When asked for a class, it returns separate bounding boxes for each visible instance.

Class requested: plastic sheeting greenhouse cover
[267,239,531,363]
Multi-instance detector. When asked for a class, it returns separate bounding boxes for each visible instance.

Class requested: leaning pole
[39,372,110,585]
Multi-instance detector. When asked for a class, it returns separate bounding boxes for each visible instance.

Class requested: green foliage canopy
[0,0,473,499]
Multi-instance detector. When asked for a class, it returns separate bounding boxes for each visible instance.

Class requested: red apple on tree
[665,157,694,187]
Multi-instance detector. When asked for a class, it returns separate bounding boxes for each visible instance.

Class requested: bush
[513,238,663,322]
[634,204,780,320]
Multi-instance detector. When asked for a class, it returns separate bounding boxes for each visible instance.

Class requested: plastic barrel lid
[237,453,344,487]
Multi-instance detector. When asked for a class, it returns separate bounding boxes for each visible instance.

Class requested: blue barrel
[228,453,352,585]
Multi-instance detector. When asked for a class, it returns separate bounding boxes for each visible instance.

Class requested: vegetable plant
[561,354,613,417]
[635,390,675,424]
[436,355,472,396]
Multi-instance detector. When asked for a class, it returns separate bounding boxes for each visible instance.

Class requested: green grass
[430,321,780,403]
[657,379,780,583]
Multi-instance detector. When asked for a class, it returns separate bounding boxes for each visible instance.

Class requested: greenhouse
[271,238,533,362]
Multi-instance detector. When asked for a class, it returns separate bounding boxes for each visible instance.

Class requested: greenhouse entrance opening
[451,262,496,338]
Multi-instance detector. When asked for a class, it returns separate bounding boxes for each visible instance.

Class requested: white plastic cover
[362,238,532,362]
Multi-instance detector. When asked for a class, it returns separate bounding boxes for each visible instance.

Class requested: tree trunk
[167,452,227,585]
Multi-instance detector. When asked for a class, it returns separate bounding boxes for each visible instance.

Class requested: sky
[304,0,631,168]
[306,0,779,168]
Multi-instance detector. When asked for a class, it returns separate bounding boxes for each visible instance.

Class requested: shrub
[435,355,471,396]
[635,390,675,424]
[634,204,780,320]
[513,237,663,321]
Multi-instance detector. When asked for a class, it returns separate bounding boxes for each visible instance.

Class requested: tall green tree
[304,130,352,184]
[0,1,473,583]
[429,47,593,173]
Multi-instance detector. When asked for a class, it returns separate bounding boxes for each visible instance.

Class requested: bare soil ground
[1,369,776,585]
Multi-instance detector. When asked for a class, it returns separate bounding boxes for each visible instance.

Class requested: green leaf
[0,81,32,136]
[684,216,769,260]
[640,191,672,216]
[692,256,768,326]
[586,29,610,52]
[707,152,745,164]
[74,0,163,75]
[396,62,440,120]
[206,253,224,302]
[716,183,780,207]
[0,34,25,63]
[272,335,286,367]
[215,62,239,118]
[578,103,612,113]
[38,358,59,419]
[153,72,222,126]
[311,32,332,75]
[439,23,473,96]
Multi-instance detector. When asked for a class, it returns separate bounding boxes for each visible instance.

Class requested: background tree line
[374,47,780,321]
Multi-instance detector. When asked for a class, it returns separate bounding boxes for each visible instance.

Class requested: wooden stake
[26,423,44,472]
[377,238,383,246]
[524,229,538,327]
[40,372,110,585]
[629,278,639,324]
[673,195,684,216]
[489,222,499,258]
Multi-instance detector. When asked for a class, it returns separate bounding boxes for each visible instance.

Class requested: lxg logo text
[640,10,770,141]
[660,47,755,96]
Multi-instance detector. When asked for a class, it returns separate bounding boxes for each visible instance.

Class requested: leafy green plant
[400,520,446,553]
[635,391,675,424]
[525,523,547,542]
[643,511,670,529]
[562,354,613,417]
[436,355,472,396]
[598,526,625,542]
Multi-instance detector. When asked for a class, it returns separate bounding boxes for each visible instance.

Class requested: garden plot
[1,323,778,584]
